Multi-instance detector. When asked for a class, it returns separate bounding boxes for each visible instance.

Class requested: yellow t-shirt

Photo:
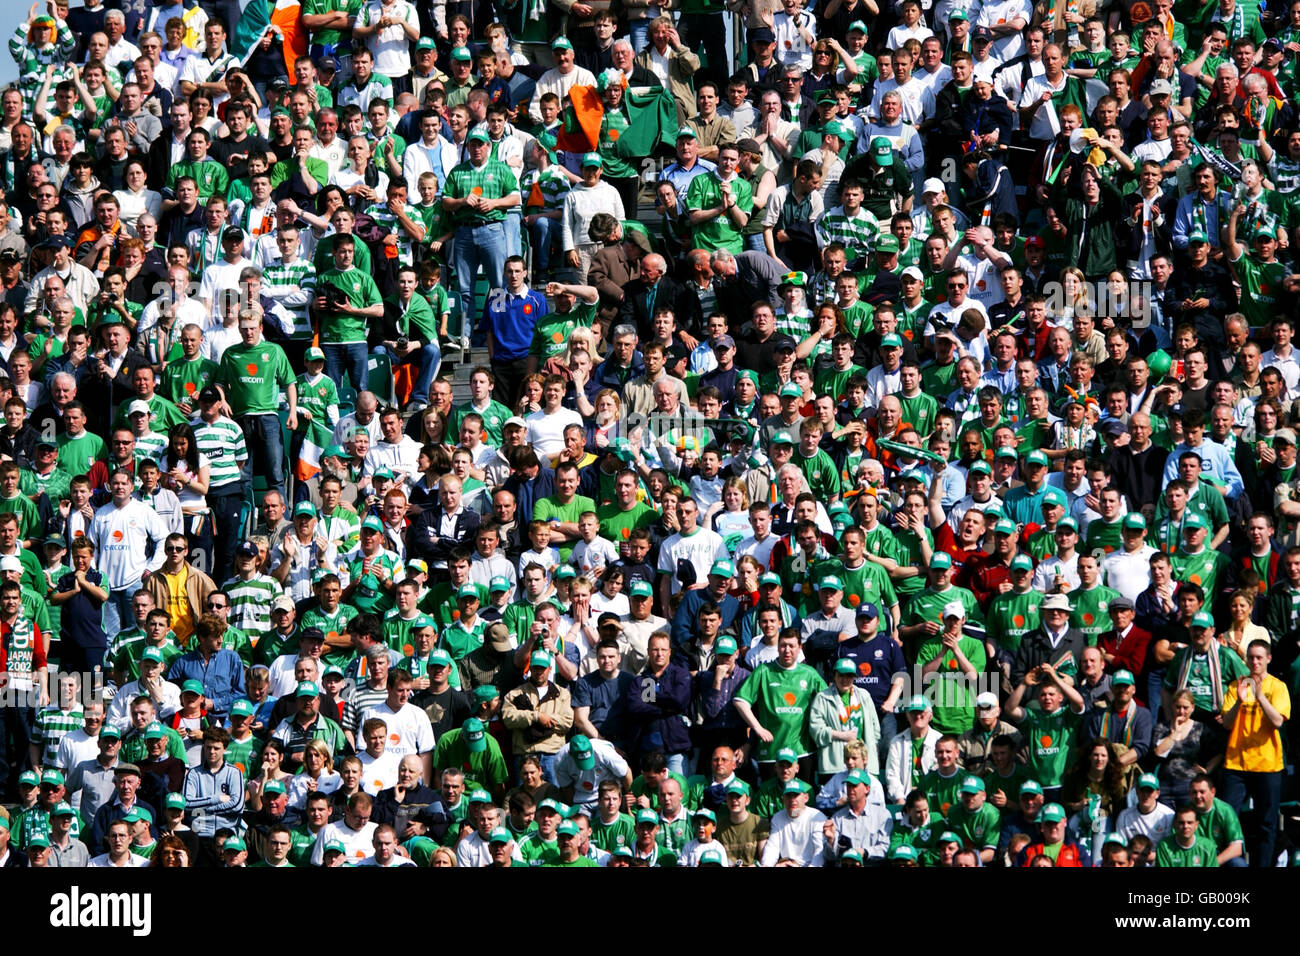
[163,565,194,645]
[1222,673,1291,773]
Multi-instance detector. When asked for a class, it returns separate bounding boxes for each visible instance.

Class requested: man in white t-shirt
[1114,773,1175,844]
[525,375,584,461]
[359,670,436,780]
[311,793,379,864]
[656,496,729,606]
[554,734,633,807]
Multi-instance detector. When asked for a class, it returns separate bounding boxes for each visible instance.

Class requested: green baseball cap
[581,151,603,169]
[776,747,799,764]
[554,565,577,580]
[771,430,796,446]
[834,658,858,675]
[1191,610,1215,629]
[968,461,992,476]
[51,801,76,817]
[122,806,154,824]
[1187,230,1210,245]
[416,37,436,51]
[874,234,900,255]
[230,699,255,718]
[569,734,595,770]
[1112,669,1135,687]
[428,648,453,668]
[937,830,961,846]
[819,574,844,592]
[635,809,660,826]
[1011,554,1034,572]
[1123,512,1148,531]
[293,500,317,519]
[960,775,985,795]
[880,332,904,348]
[141,646,166,665]
[551,36,574,51]
[693,807,717,823]
[849,18,869,31]
[1025,450,1049,468]
[361,515,384,532]
[462,717,487,752]
[630,579,654,598]
[871,136,894,165]
[1183,511,1208,531]
[890,844,918,862]
[181,680,204,697]
[725,780,751,796]
[1020,780,1044,797]
[993,518,1017,536]
[1041,487,1067,508]
[710,559,736,579]
[903,695,931,713]
[845,769,871,788]
[675,126,697,140]
[165,793,187,810]
[1056,516,1078,533]
[716,635,739,657]
[295,680,320,697]
[451,45,473,62]
[929,552,953,570]
[143,721,167,741]
[468,788,493,805]
[473,684,500,702]
[489,575,511,593]
[1137,773,1161,790]
[305,346,325,363]
[822,119,850,141]
[457,583,480,600]
[530,650,554,670]
[1040,803,1066,823]
[779,381,803,399]
[323,839,347,856]
[782,779,811,796]
[489,826,513,844]
[223,836,247,853]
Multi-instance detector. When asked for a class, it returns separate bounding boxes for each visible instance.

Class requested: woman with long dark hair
[160,421,213,571]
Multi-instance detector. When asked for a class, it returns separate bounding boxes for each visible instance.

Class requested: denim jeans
[103,582,141,642]
[629,20,650,54]
[529,214,561,274]
[323,342,369,393]
[453,221,508,346]
[238,413,287,502]
[505,209,522,258]
[744,232,767,254]
[1220,769,1283,867]
[376,341,443,406]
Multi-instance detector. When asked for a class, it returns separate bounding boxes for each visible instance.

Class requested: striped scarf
[1175,644,1225,710]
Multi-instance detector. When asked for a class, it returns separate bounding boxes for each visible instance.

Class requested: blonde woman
[1051,267,1093,327]
[430,846,458,867]
[287,739,342,810]
[589,388,624,449]
[706,476,753,553]
[1221,590,1268,661]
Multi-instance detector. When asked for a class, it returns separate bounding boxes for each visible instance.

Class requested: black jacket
[407,505,481,566]
[1011,626,1090,687]
[618,275,695,340]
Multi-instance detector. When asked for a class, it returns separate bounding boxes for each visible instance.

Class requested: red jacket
[1020,840,1086,867]
[1098,624,1153,683]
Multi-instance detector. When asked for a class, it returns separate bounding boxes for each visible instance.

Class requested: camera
[395,336,409,352]
[321,285,349,312]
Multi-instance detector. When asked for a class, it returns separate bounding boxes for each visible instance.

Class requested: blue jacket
[503,466,555,527]
[692,663,751,731]
[182,761,246,837]
[167,648,247,718]
[88,797,159,853]
[624,662,693,755]
[671,590,741,648]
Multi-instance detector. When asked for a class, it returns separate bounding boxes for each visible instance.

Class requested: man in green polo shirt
[165,128,229,200]
[213,312,298,501]
[432,716,510,798]
[1156,806,1220,867]
[313,233,384,393]
[441,128,520,347]
[685,140,753,254]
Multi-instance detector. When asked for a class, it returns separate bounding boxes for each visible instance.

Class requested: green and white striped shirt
[33,706,83,768]
[363,201,423,265]
[134,431,168,468]
[262,256,318,337]
[222,573,284,643]
[319,507,360,553]
[815,205,881,263]
[194,415,249,492]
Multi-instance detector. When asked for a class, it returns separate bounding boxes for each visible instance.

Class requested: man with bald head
[618,253,689,342]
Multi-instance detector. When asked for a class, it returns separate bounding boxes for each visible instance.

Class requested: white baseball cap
[922,178,946,195]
